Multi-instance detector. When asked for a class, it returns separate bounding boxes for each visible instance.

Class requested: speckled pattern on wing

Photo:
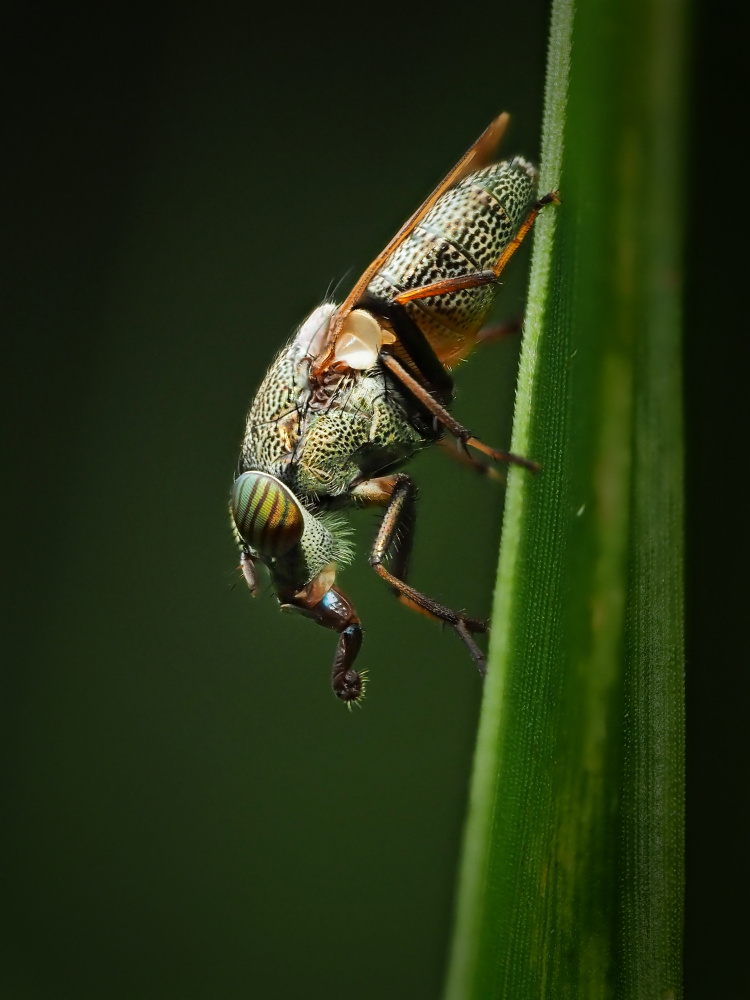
[367,157,538,365]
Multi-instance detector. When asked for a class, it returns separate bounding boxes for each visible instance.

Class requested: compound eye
[231,472,304,557]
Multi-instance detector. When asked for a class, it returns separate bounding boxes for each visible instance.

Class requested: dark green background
[2,3,745,997]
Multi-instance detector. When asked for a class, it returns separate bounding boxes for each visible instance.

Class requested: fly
[230,113,558,706]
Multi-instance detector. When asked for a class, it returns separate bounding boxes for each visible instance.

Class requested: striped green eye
[231,472,304,557]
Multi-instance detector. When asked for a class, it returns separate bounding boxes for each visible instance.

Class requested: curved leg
[381,353,540,473]
[437,438,504,481]
[279,581,366,706]
[436,315,522,479]
[356,474,488,675]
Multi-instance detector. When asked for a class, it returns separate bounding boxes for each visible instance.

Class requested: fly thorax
[230,471,339,592]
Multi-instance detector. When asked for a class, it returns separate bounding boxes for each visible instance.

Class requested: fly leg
[437,317,522,477]
[489,190,560,279]
[380,352,540,473]
[354,474,487,675]
[279,581,365,706]
[437,438,503,481]
[357,293,534,473]
[475,317,522,344]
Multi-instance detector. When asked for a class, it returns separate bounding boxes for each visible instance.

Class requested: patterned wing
[310,114,511,378]
[368,157,539,367]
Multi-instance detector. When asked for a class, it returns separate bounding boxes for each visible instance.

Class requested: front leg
[279,579,365,706]
[354,474,488,675]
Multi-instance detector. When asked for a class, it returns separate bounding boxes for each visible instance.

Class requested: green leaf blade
[444,0,686,996]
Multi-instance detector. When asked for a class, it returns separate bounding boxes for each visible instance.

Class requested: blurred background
[2,2,745,997]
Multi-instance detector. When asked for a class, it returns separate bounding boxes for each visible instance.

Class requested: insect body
[231,114,557,705]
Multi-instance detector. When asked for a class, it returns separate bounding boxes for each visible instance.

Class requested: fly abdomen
[368,157,538,367]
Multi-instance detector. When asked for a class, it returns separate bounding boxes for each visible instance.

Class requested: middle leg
[380,352,540,473]
[354,474,488,674]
